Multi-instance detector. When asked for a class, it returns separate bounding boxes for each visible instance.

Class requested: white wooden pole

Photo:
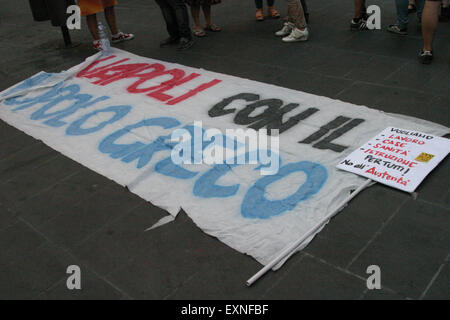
[246,178,373,286]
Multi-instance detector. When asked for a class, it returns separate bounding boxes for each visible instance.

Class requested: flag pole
[246,178,373,287]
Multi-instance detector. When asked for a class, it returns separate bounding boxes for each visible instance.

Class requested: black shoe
[177,37,194,51]
[418,50,433,64]
[160,37,179,48]
[350,18,368,30]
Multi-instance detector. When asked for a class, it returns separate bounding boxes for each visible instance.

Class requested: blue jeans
[395,0,425,29]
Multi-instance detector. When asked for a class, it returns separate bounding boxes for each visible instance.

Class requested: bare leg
[86,14,99,40]
[354,0,365,18]
[190,5,202,29]
[422,0,440,51]
[202,4,212,27]
[104,6,119,35]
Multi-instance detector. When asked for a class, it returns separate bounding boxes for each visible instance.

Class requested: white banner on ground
[337,127,450,192]
[0,48,448,267]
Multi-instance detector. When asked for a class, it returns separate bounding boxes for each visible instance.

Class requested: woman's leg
[190,5,202,29]
[203,4,221,30]
[422,0,440,51]
[86,14,99,40]
[255,0,264,20]
[202,4,212,26]
[191,4,206,36]
[104,6,119,35]
[354,0,365,19]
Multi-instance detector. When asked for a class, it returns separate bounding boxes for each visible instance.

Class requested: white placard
[337,127,450,192]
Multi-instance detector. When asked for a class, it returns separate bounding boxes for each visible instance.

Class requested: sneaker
[93,40,101,51]
[160,36,180,48]
[111,32,135,44]
[282,27,308,42]
[275,22,294,37]
[418,50,433,64]
[387,24,408,35]
[350,18,368,30]
[177,37,194,51]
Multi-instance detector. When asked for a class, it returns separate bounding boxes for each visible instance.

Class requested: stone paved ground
[0,0,449,300]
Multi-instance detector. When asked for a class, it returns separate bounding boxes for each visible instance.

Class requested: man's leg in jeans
[166,0,192,39]
[155,0,180,40]
[415,0,425,22]
[395,0,410,29]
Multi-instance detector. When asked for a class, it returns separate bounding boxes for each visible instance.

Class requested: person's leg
[351,0,370,29]
[280,0,308,42]
[104,5,134,42]
[387,0,409,34]
[286,0,306,30]
[267,0,280,17]
[395,0,410,29]
[354,0,365,19]
[422,0,440,51]
[202,4,221,30]
[415,0,425,22]
[156,0,181,40]
[169,0,192,39]
[202,4,211,26]
[104,6,119,35]
[165,0,193,50]
[86,14,99,40]
[255,0,264,20]
[191,5,202,30]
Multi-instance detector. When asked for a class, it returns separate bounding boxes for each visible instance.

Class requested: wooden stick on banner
[246,178,373,287]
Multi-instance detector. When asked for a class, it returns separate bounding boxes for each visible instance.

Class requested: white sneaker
[282,27,308,42]
[275,22,294,37]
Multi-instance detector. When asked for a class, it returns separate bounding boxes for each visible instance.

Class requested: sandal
[268,6,280,19]
[205,24,222,32]
[408,4,416,13]
[256,9,264,21]
[193,27,206,37]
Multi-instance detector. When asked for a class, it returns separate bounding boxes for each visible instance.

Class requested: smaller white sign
[337,127,450,192]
